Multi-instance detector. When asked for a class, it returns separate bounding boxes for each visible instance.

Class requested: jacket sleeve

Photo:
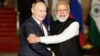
[23,23,52,56]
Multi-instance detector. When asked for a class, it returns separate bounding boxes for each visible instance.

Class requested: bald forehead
[32,2,46,8]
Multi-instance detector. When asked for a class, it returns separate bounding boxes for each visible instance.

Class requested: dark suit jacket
[18,17,52,56]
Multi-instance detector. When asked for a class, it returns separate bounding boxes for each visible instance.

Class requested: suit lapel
[30,17,44,35]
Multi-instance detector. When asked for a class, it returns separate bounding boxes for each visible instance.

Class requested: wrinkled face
[56,4,69,22]
[32,2,47,22]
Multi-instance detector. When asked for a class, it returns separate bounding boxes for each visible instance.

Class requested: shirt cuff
[40,37,47,44]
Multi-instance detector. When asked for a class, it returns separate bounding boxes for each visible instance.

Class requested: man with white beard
[27,0,83,56]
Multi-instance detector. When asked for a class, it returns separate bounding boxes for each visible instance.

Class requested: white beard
[56,14,69,22]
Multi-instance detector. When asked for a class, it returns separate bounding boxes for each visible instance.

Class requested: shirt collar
[32,15,41,25]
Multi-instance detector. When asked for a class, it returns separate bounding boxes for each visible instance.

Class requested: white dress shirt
[40,21,79,44]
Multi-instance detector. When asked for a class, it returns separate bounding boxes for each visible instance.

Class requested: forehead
[57,4,68,9]
[34,2,46,9]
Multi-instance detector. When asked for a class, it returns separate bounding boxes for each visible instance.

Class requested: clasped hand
[27,34,40,43]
